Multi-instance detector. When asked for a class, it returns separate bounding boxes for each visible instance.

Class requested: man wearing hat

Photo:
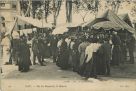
[111,31,122,66]
[32,35,44,66]
[101,38,112,76]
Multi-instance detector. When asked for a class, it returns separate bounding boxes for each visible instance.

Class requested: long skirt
[71,51,79,72]
[79,53,97,78]
[79,52,85,66]
[111,45,122,66]
[95,53,106,75]
[68,50,73,67]
[56,50,69,69]
[121,45,127,63]
[18,56,30,72]
[42,46,51,59]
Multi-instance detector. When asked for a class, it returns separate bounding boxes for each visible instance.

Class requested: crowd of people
[54,30,135,79]
[0,26,135,79]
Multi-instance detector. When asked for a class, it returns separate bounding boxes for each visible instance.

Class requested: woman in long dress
[78,38,90,74]
[111,32,122,66]
[57,38,69,69]
[80,39,101,79]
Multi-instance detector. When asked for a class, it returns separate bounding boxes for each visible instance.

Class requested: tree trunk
[56,1,62,17]
[53,0,57,25]
[45,0,50,23]
[111,1,116,13]
[25,0,31,17]
[69,1,72,23]
[32,0,42,18]
[82,17,85,22]
[115,3,120,14]
[66,0,72,23]
[66,1,69,22]
[45,17,48,23]
[53,16,57,26]
[17,0,21,15]
[53,0,62,26]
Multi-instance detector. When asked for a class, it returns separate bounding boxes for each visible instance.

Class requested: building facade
[0,0,20,28]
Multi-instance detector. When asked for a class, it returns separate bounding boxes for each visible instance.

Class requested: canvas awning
[93,21,122,30]
[5,18,18,36]
[17,15,53,28]
[52,26,68,35]
[57,22,84,28]
[66,22,84,27]
[82,18,108,27]
[83,10,135,34]
[118,13,133,27]
[19,29,33,36]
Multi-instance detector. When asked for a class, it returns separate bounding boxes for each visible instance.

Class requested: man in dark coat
[32,36,44,66]
[101,39,112,76]
[12,39,20,65]
[42,35,51,59]
[127,35,135,64]
[50,36,58,63]
[111,31,122,66]
[38,37,46,61]
[18,40,31,72]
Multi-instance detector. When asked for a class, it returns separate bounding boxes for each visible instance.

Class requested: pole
[17,0,21,15]
[42,17,43,28]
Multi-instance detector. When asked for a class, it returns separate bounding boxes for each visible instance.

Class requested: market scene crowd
[0,0,136,80]
[0,16,135,80]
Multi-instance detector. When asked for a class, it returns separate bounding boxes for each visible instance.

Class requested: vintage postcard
[0,0,136,91]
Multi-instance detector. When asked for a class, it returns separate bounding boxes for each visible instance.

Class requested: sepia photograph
[0,0,136,91]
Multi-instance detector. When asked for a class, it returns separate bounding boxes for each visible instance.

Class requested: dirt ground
[0,46,136,91]
[1,59,136,91]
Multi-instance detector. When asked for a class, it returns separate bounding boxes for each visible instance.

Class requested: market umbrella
[52,26,69,35]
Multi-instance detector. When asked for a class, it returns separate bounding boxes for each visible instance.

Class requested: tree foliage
[52,0,62,25]
[19,0,136,25]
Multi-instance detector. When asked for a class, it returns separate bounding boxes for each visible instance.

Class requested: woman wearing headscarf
[57,37,69,69]
[78,37,90,74]
[80,38,101,79]
[68,38,75,68]
[96,38,112,75]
